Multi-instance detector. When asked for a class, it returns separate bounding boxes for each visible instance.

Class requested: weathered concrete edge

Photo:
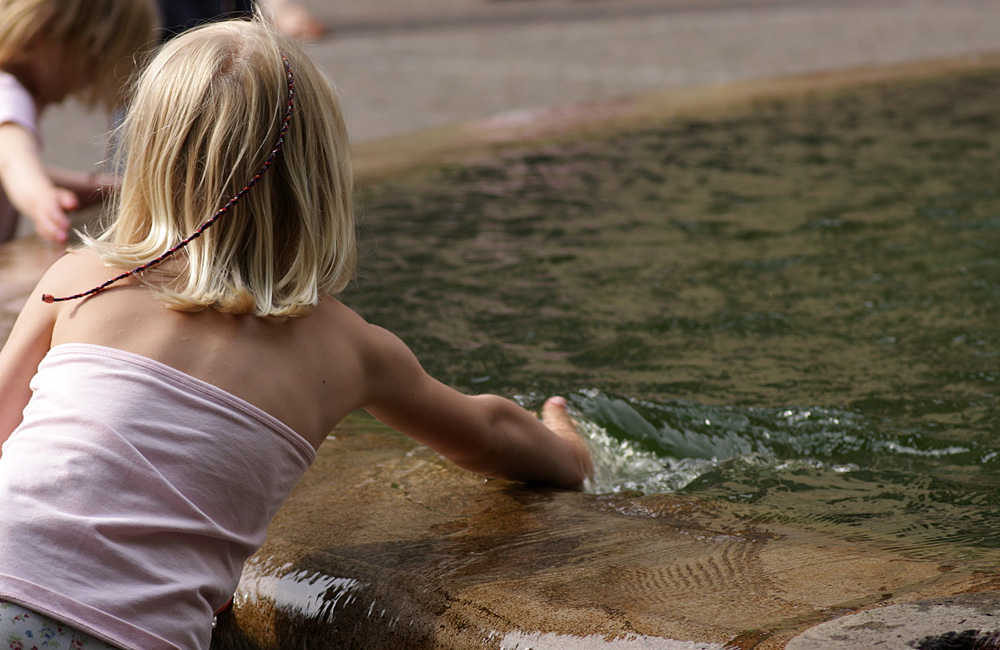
[785,592,1000,650]
[351,51,1000,182]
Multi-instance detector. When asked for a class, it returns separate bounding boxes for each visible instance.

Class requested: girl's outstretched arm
[0,257,64,447]
[359,324,592,490]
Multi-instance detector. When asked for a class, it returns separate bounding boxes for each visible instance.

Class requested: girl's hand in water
[542,396,594,485]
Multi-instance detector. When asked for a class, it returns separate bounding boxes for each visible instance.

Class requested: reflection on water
[346,67,1000,570]
[236,558,367,623]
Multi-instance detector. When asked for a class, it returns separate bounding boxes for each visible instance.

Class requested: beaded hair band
[42,53,297,304]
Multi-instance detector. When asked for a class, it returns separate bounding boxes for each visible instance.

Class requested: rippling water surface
[345,69,1000,570]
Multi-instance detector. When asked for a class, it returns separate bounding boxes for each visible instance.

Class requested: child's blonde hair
[0,0,158,108]
[83,18,356,318]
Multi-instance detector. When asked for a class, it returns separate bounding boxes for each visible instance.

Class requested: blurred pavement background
[38,0,1000,185]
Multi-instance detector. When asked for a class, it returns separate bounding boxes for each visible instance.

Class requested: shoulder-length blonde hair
[0,0,158,108]
[84,18,356,318]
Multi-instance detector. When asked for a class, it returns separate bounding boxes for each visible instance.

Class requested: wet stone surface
[211,424,997,650]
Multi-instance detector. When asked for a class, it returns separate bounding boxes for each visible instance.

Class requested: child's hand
[542,396,594,483]
[23,187,75,244]
[0,123,82,244]
[46,169,120,209]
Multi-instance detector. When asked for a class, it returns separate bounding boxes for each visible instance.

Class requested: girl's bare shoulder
[40,249,132,294]
[311,297,381,342]
[309,298,403,361]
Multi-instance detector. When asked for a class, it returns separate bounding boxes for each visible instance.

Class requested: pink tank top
[0,344,316,650]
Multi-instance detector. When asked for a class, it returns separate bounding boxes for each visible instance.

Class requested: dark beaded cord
[42,54,297,304]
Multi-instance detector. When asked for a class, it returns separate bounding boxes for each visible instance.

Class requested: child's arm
[359,324,592,489]
[0,259,62,449]
[0,122,75,243]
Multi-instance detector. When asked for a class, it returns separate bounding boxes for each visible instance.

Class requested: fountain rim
[351,51,1000,182]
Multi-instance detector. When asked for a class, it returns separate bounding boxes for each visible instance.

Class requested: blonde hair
[0,0,158,108]
[83,18,356,318]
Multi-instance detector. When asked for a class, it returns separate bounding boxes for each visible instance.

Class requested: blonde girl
[0,0,158,243]
[0,18,591,650]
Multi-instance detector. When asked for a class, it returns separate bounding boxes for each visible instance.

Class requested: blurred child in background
[0,0,158,244]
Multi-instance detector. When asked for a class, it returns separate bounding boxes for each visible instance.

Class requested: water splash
[569,388,991,496]
[566,388,1000,564]
[575,410,716,495]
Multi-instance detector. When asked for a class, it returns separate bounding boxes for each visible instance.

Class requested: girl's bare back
[7,250,590,490]
[33,250,369,448]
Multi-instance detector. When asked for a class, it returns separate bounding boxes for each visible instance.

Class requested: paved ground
[302,0,1000,143]
[39,0,1000,176]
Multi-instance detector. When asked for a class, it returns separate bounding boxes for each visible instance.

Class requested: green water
[345,69,1000,569]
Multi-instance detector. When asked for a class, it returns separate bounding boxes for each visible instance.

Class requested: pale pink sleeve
[0,73,37,136]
